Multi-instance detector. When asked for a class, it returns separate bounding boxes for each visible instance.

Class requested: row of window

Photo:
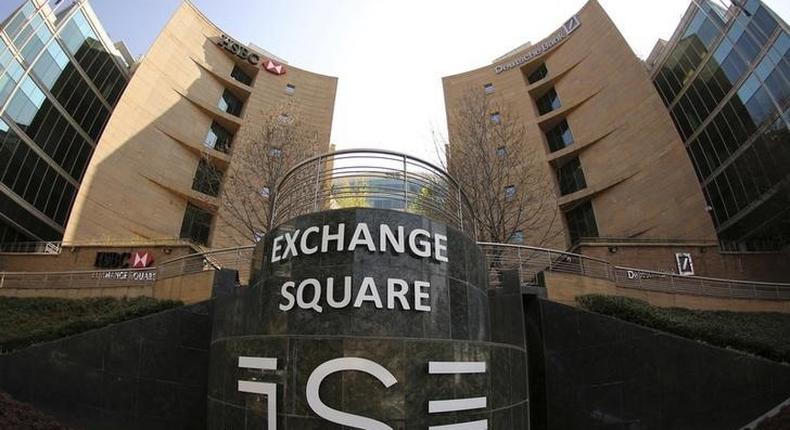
[700,114,789,228]
[483,60,596,244]
[0,2,129,240]
[0,118,77,226]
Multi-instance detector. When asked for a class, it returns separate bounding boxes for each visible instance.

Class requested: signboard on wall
[675,252,694,276]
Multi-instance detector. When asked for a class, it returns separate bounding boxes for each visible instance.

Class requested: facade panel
[651,0,789,251]
[0,0,129,242]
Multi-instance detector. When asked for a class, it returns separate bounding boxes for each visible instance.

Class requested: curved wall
[443,0,717,249]
[208,208,529,428]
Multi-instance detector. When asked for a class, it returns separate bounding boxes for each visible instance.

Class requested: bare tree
[439,89,562,246]
[212,102,322,242]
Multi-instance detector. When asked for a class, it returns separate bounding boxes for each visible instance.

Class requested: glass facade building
[652,0,789,251]
[0,0,128,243]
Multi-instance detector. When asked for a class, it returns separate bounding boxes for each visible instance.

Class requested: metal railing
[0,246,254,291]
[479,242,612,287]
[480,242,790,300]
[1,240,789,301]
[272,149,477,236]
[0,238,197,254]
[0,267,157,290]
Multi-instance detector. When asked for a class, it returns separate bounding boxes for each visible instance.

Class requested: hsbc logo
[217,34,286,76]
[95,251,154,269]
[129,251,154,268]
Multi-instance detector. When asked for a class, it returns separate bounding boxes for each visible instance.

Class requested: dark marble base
[208,335,527,429]
[0,302,213,430]
[528,298,790,430]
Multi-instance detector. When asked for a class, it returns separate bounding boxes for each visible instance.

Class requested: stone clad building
[62,1,337,249]
[443,0,789,280]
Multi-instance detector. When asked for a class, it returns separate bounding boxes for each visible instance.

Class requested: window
[527,63,548,84]
[557,157,587,195]
[217,89,243,116]
[59,11,98,55]
[230,65,253,86]
[510,230,524,244]
[545,119,574,152]
[180,203,213,245]
[565,201,598,244]
[496,146,507,157]
[483,83,495,94]
[490,112,501,124]
[192,159,223,197]
[504,185,515,200]
[285,83,296,95]
[536,88,561,115]
[204,121,233,153]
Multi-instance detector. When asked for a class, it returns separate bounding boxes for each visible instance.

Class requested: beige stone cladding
[63,1,337,248]
[442,0,717,249]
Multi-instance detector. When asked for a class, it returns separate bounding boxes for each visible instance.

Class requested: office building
[61,1,338,248]
[0,0,130,243]
[443,0,788,279]
[649,0,789,252]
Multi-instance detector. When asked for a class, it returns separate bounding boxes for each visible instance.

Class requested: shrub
[0,297,181,353]
[576,294,790,363]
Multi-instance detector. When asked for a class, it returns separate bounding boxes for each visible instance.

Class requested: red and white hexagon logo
[129,251,155,268]
[264,59,286,75]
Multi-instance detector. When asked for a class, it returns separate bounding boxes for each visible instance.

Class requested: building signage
[217,34,286,75]
[237,356,488,430]
[494,15,581,74]
[90,270,156,282]
[272,222,447,313]
[94,251,155,269]
[675,252,694,276]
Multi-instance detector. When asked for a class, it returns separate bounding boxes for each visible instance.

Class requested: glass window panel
[763,67,788,107]
[565,201,598,243]
[557,157,587,195]
[180,203,213,245]
[192,159,223,196]
[3,1,36,40]
[698,19,720,48]
[546,119,574,152]
[527,63,548,84]
[767,32,789,65]
[734,32,761,65]
[203,121,233,154]
[536,88,561,115]
[745,86,777,127]
[217,88,243,116]
[750,7,777,45]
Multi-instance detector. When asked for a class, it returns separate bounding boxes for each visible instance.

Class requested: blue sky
[5,0,790,163]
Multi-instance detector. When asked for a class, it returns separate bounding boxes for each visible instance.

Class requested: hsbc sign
[217,34,286,75]
[94,251,155,269]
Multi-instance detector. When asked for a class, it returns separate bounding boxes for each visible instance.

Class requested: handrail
[0,238,198,254]
[1,240,789,301]
[272,149,477,236]
[479,242,790,300]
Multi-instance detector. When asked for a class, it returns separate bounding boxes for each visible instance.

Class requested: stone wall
[526,298,790,429]
[0,302,213,430]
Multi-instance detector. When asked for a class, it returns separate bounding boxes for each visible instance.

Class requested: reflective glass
[33,41,69,89]
[3,1,35,40]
